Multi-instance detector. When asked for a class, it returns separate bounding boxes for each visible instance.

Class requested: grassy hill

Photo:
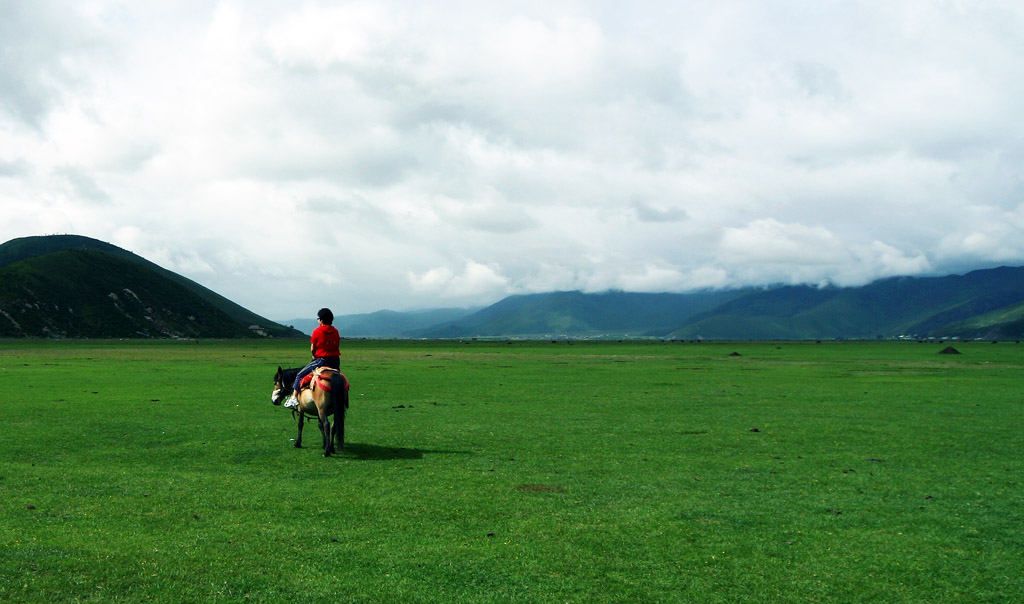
[0,235,303,338]
[936,299,1024,339]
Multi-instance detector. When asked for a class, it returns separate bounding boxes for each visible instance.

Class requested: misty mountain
[5,234,1023,340]
[284,308,480,337]
[668,267,1024,340]
[333,266,1024,340]
[407,290,747,338]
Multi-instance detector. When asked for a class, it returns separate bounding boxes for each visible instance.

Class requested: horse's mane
[279,367,302,388]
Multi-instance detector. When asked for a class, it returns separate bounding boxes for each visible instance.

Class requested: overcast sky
[2,1,1023,319]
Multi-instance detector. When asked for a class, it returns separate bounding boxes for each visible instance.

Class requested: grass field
[1,338,1021,603]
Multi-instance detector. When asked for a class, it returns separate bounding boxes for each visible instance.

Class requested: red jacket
[311,324,340,358]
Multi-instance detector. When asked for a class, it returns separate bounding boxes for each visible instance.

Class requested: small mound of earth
[939,346,960,355]
[729,352,742,357]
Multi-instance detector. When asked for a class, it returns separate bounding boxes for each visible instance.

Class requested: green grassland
[1,339,1021,603]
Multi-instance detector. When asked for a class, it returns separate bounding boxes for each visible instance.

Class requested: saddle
[298,367,350,394]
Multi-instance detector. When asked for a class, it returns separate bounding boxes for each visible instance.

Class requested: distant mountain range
[4,234,1023,340]
[0,235,302,338]
[285,308,483,338]
[315,267,1024,340]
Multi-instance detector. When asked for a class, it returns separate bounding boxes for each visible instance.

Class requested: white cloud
[837,241,932,286]
[632,200,687,223]
[409,260,512,299]
[718,219,934,288]
[721,219,845,266]
[433,195,537,234]
[618,263,686,292]
[265,2,403,70]
[0,158,30,177]
[53,166,110,204]
[682,266,730,291]
[938,204,1024,264]
[2,1,1023,318]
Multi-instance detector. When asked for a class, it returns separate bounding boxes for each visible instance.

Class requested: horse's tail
[330,372,348,451]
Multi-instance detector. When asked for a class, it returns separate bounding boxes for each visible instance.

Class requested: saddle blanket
[298,368,350,393]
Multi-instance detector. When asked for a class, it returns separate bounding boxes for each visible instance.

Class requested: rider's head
[317,308,334,325]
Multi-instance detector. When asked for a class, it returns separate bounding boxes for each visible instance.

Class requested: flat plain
[0,338,1021,603]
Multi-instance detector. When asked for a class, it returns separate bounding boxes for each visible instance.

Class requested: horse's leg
[329,374,346,452]
[294,408,304,448]
[310,389,330,457]
[335,389,347,452]
[319,408,332,457]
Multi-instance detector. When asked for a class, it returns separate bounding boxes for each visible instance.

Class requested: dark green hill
[412,289,747,338]
[668,266,1024,340]
[373,265,1024,340]
[929,299,1024,339]
[0,235,302,338]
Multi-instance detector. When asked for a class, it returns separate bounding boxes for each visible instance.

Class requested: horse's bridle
[270,380,292,406]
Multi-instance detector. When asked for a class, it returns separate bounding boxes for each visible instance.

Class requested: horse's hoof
[294,443,302,448]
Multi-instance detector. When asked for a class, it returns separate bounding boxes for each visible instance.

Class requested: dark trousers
[293,356,341,392]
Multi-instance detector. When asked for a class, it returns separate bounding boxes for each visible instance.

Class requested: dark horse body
[272,366,349,456]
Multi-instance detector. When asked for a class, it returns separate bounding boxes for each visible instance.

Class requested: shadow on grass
[339,442,472,461]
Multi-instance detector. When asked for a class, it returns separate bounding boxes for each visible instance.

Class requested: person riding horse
[284,307,341,408]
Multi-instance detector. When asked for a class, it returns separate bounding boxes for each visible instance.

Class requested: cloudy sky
[2,1,1023,319]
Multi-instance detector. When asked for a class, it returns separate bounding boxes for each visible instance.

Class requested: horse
[271,365,349,456]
